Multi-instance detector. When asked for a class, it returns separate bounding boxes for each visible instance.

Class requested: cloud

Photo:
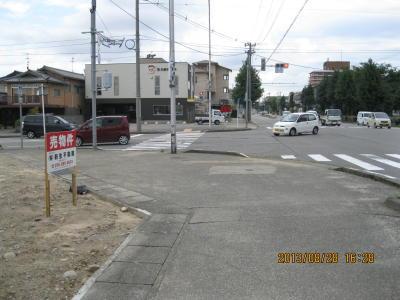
[0,1,30,16]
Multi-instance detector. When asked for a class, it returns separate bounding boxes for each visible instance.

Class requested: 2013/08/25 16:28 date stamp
[277,252,375,264]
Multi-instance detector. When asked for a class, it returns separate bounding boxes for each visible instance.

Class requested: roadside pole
[135,0,142,133]
[41,84,50,217]
[244,42,255,128]
[208,0,212,127]
[236,98,239,128]
[169,0,177,154]
[90,0,97,149]
[18,86,23,149]
[72,167,77,206]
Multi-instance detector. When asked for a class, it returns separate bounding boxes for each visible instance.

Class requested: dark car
[23,114,76,139]
[76,116,130,146]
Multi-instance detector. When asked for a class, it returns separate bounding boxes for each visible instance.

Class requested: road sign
[46,130,77,173]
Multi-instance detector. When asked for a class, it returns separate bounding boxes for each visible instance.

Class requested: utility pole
[169,0,176,154]
[208,0,212,127]
[90,0,97,149]
[135,0,142,132]
[245,42,255,128]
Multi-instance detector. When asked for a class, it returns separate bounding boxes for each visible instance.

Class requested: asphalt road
[190,114,400,181]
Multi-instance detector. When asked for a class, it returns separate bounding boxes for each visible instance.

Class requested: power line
[255,0,275,42]
[96,11,112,36]
[264,0,310,64]
[107,0,244,57]
[142,0,245,44]
[258,0,286,44]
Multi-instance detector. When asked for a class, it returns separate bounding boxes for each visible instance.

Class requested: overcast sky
[1,0,399,97]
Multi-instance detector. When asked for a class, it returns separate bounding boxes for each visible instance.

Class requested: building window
[223,74,229,80]
[176,103,183,115]
[154,75,160,95]
[153,105,170,115]
[53,88,61,97]
[223,87,229,94]
[96,76,102,95]
[114,76,119,96]
[175,76,179,94]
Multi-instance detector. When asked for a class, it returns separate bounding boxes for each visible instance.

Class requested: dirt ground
[0,154,141,300]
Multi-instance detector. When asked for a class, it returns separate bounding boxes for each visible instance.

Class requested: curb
[384,196,400,212]
[202,127,254,133]
[0,135,20,138]
[335,167,400,188]
[185,149,249,158]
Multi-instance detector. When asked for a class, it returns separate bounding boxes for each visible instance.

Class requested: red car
[76,116,130,146]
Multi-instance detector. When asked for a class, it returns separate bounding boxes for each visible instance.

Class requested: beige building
[0,66,84,127]
[309,60,350,87]
[193,61,231,113]
[85,58,195,122]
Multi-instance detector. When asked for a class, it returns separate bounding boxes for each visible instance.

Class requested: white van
[357,111,372,126]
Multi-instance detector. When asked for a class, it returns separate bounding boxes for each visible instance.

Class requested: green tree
[279,96,286,112]
[301,84,315,111]
[315,78,329,111]
[288,92,295,112]
[232,63,264,106]
[335,69,356,115]
[267,97,278,114]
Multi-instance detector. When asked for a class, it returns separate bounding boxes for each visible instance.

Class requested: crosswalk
[124,131,204,151]
[281,153,400,178]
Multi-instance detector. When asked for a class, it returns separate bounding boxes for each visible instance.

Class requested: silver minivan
[357,111,372,126]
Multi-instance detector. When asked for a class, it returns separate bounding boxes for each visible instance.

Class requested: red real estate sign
[46,130,77,173]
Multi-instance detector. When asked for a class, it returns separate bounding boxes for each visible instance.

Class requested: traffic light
[261,58,266,71]
[275,63,289,73]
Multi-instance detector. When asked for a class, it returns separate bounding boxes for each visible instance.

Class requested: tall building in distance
[309,60,350,87]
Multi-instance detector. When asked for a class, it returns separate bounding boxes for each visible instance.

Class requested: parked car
[357,111,372,126]
[367,112,391,129]
[76,116,130,146]
[272,113,319,136]
[23,114,76,139]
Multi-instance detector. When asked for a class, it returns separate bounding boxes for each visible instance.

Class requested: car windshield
[281,114,299,122]
[56,116,70,124]
[374,112,389,118]
[327,109,341,116]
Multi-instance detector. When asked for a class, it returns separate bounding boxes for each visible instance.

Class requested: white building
[84,58,194,122]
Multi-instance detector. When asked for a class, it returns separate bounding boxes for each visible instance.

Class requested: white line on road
[266,127,272,129]
[308,154,331,162]
[130,134,143,138]
[361,154,400,169]
[366,171,397,180]
[281,155,296,160]
[386,154,400,160]
[334,154,384,171]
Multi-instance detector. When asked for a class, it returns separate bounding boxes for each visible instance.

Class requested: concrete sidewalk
[5,149,400,300]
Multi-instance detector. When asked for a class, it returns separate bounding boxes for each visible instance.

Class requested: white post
[208,0,212,127]
[169,0,177,154]
[90,0,97,149]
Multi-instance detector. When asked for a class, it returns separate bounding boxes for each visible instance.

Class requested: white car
[273,113,319,136]
[357,111,372,126]
[367,112,391,129]
[306,110,319,120]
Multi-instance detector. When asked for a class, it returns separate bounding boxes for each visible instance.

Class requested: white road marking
[266,126,272,129]
[366,171,397,180]
[308,154,331,162]
[130,134,143,138]
[334,154,384,171]
[361,154,400,169]
[124,131,204,151]
[386,154,400,160]
[281,155,296,160]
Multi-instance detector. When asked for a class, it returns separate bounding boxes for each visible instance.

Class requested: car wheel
[357,122,360,126]
[321,120,325,126]
[118,135,129,145]
[214,120,220,125]
[289,128,296,136]
[27,131,36,139]
[388,126,391,129]
[374,123,377,128]
[337,124,341,126]
[312,126,319,135]
[76,136,83,147]
[273,133,279,136]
